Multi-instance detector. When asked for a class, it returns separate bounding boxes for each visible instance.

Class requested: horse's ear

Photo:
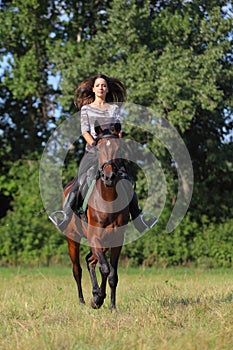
[94,120,103,135]
[114,122,121,135]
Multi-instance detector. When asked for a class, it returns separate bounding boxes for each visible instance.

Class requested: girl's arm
[82,131,95,146]
[81,105,95,147]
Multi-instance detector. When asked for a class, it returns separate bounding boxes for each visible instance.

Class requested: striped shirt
[81,104,121,152]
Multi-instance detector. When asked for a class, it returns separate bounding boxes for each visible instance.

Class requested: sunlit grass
[0,267,233,350]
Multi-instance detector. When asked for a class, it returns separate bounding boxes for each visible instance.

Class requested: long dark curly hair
[74,74,127,110]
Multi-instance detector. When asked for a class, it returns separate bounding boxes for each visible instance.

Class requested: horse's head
[95,122,122,187]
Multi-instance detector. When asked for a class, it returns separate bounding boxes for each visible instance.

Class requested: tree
[0,0,65,160]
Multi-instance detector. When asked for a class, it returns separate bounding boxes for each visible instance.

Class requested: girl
[51,74,157,232]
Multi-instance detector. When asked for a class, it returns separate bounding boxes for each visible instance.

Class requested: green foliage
[122,214,233,268]
[0,160,67,266]
[0,0,60,161]
[191,219,233,268]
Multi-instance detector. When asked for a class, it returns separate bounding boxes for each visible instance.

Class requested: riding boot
[119,167,158,233]
[129,192,158,233]
[49,190,77,232]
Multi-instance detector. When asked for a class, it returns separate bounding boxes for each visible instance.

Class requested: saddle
[49,163,134,231]
[65,165,97,221]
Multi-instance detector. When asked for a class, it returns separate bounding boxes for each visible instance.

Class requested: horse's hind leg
[108,246,122,310]
[67,238,85,304]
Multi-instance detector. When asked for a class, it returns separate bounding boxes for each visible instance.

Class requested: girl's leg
[129,192,158,233]
[49,152,98,232]
[119,167,157,233]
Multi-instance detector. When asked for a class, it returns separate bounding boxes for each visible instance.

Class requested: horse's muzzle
[101,171,117,187]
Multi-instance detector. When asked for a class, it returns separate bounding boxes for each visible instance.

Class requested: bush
[191,219,233,268]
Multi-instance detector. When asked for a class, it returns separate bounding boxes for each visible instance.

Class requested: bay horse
[64,123,130,309]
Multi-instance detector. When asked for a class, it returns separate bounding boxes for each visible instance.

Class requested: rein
[95,132,119,145]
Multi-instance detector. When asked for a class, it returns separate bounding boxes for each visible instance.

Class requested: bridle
[99,159,120,175]
[95,133,121,180]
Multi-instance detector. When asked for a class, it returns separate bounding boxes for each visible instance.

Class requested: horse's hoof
[91,300,100,309]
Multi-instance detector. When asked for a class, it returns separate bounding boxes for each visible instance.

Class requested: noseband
[100,159,120,174]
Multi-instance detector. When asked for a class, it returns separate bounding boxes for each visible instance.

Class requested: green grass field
[0,266,233,350]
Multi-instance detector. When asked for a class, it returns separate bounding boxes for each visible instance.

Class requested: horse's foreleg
[98,250,110,306]
[108,246,122,310]
[67,238,85,304]
[86,248,109,309]
[86,251,100,308]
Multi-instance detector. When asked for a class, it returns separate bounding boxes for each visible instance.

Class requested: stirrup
[49,210,67,227]
[140,212,158,229]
